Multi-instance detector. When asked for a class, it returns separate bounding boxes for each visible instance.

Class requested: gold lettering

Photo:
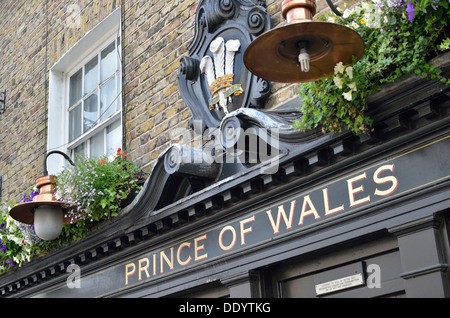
[177,242,192,266]
[240,216,255,246]
[323,188,344,216]
[219,226,236,251]
[374,164,398,197]
[347,173,371,207]
[160,248,174,273]
[194,234,208,261]
[298,195,320,225]
[138,258,150,281]
[152,254,157,276]
[266,200,296,234]
[125,263,136,285]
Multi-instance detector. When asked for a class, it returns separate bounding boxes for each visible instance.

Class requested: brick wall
[0,0,359,203]
[0,0,49,204]
[122,0,198,171]
[0,0,119,204]
[121,0,353,172]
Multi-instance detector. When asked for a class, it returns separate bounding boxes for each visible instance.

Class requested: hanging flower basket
[0,149,146,274]
[55,148,146,224]
[294,0,450,135]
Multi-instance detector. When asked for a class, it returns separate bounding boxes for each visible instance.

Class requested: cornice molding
[2,44,450,299]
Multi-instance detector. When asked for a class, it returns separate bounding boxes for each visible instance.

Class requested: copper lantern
[244,0,365,83]
[9,151,76,241]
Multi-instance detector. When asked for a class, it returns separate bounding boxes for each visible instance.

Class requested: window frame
[65,34,122,160]
[47,8,122,175]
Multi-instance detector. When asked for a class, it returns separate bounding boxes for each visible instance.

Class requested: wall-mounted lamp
[0,90,6,114]
[244,0,364,83]
[10,151,76,241]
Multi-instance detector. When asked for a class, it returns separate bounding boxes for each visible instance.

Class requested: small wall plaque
[315,273,365,296]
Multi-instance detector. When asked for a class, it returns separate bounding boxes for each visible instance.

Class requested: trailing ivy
[294,0,450,135]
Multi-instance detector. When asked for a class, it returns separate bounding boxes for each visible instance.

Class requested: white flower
[342,9,352,19]
[362,2,383,29]
[345,66,354,79]
[7,234,22,245]
[361,2,374,13]
[334,62,345,75]
[333,76,344,89]
[343,90,353,101]
[348,82,357,91]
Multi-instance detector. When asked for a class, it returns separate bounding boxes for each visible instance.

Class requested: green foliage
[439,38,450,51]
[0,148,145,274]
[0,204,35,272]
[294,0,450,134]
[56,148,145,224]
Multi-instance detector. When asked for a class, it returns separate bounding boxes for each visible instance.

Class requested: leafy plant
[0,194,41,272]
[439,38,450,51]
[294,0,450,134]
[56,148,145,224]
[0,148,146,274]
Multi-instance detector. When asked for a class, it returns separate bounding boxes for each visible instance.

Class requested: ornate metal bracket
[177,0,272,131]
[164,144,221,180]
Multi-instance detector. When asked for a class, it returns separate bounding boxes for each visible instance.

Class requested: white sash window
[67,36,122,160]
[47,9,122,173]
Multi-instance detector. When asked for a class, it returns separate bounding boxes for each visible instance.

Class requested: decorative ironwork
[177,0,271,131]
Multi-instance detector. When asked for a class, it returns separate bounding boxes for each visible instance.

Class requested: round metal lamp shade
[244,21,365,83]
[10,200,73,226]
[9,175,74,226]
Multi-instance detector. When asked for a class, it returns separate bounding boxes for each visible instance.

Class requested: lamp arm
[326,0,343,16]
[0,90,5,114]
[43,150,75,176]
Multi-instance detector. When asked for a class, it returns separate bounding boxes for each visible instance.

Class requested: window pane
[67,38,122,161]
[90,130,104,158]
[84,56,98,95]
[116,73,122,112]
[69,103,82,141]
[117,36,122,66]
[84,91,98,132]
[100,79,115,121]
[74,142,86,161]
[106,119,121,156]
[101,42,116,82]
[69,69,82,107]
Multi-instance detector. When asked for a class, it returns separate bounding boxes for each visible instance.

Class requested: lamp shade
[9,175,74,240]
[244,0,364,83]
[34,205,63,241]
